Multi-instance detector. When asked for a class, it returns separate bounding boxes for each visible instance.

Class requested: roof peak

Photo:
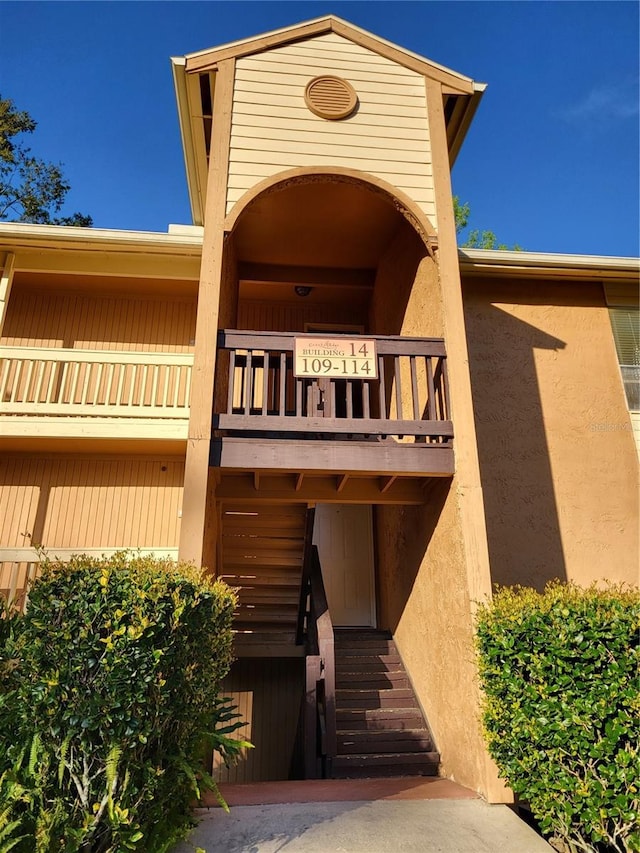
[179,14,479,91]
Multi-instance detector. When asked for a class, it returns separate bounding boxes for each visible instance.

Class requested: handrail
[296,507,316,646]
[296,507,336,779]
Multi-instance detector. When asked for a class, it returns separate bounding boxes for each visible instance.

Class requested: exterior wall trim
[179,57,236,568]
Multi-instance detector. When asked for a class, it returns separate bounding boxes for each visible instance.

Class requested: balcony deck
[213,330,454,478]
[0,346,193,442]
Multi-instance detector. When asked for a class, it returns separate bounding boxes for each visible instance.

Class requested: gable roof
[182,15,480,95]
[171,16,486,226]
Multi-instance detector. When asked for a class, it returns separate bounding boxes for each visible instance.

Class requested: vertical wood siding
[228,33,436,225]
[237,299,367,332]
[214,658,304,783]
[0,456,184,550]
[1,291,196,352]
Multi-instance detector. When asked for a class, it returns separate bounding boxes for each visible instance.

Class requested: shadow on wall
[464,301,568,589]
[375,478,451,633]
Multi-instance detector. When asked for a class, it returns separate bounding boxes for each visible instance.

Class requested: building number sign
[294,337,378,379]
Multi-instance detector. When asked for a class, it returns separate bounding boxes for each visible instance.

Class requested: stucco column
[425,77,509,802]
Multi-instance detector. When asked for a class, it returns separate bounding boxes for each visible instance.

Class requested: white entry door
[312,504,376,627]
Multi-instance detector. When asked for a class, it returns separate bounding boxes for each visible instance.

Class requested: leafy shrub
[0,552,244,852]
[476,582,640,853]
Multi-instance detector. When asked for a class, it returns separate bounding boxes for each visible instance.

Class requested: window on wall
[608,305,640,411]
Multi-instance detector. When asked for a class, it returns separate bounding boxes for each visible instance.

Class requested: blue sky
[0,1,638,256]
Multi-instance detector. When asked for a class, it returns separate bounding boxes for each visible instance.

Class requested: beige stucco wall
[375,485,491,791]
[371,226,503,797]
[463,276,639,588]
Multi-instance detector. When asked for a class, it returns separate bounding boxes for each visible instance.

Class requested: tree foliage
[454,195,521,250]
[0,96,92,226]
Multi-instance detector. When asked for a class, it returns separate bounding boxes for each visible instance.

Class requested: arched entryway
[210,168,449,784]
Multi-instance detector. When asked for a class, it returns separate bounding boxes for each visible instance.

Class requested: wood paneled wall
[2,291,196,352]
[214,658,304,783]
[229,32,436,225]
[237,299,366,333]
[0,456,184,549]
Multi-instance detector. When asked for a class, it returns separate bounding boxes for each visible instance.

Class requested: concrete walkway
[174,779,553,853]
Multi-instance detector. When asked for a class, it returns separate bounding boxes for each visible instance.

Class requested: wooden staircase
[220,503,306,635]
[332,629,440,778]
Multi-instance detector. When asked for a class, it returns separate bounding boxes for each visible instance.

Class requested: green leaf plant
[0,552,247,852]
[476,582,640,853]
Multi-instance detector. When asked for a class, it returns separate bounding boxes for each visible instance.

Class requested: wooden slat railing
[296,507,336,779]
[0,547,180,614]
[216,330,452,442]
[0,347,193,419]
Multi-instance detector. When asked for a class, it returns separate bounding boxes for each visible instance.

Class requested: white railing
[0,347,193,419]
[0,547,180,613]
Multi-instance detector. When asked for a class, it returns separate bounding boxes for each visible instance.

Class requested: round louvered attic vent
[304,76,358,120]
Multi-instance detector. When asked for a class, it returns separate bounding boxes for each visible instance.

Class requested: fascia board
[448,85,487,166]
[171,57,204,227]
[0,222,203,254]
[184,15,476,93]
[459,248,640,280]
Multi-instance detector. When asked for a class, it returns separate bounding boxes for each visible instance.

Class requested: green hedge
[0,552,243,853]
[476,582,640,853]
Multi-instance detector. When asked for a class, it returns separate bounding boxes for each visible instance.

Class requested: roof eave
[459,248,640,280]
[171,57,204,227]
[448,84,486,166]
[0,221,204,254]
[183,15,475,94]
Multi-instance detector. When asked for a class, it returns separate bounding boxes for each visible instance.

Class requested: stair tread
[337,687,416,698]
[333,752,440,766]
[335,657,402,669]
[337,728,429,738]
[337,709,425,721]
[336,671,407,680]
[338,738,433,755]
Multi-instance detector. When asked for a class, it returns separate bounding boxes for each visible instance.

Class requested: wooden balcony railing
[0,346,193,421]
[215,330,452,442]
[0,547,180,613]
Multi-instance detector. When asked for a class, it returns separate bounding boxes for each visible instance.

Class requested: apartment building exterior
[1,17,637,801]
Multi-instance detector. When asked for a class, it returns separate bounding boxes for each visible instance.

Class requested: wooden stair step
[336,708,427,731]
[335,655,402,671]
[332,751,440,778]
[335,689,418,710]
[235,605,298,623]
[337,731,433,754]
[237,588,300,605]
[336,671,409,689]
[234,621,300,634]
[334,629,392,639]
[335,641,397,656]
[223,554,303,568]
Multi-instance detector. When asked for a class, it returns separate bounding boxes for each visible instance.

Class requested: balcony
[212,330,454,478]
[0,346,193,442]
